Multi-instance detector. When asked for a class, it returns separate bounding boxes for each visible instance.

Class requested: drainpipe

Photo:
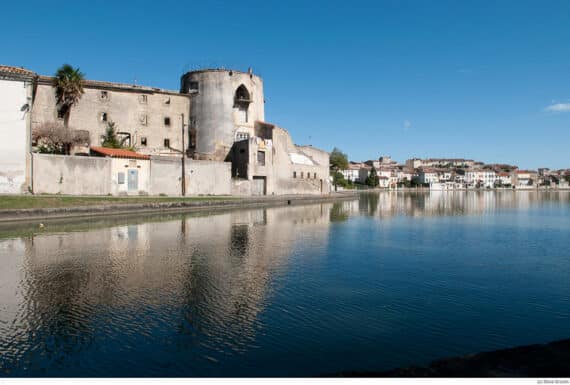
[181,113,186,196]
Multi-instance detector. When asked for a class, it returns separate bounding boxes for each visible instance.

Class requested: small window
[118,172,125,184]
[314,173,317,179]
[236,132,249,141]
[139,114,147,125]
[164,138,170,148]
[301,172,304,179]
[189,81,199,92]
[139,94,148,104]
[100,91,108,100]
[140,137,147,146]
[257,150,265,166]
[101,112,108,122]
[164,117,170,126]
[293,171,297,178]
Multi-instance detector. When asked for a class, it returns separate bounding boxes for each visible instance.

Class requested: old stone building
[32,77,191,157]
[1,64,331,196]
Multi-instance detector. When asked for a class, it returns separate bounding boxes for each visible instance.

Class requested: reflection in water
[0,191,569,376]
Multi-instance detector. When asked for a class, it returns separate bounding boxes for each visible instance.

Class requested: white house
[0,65,35,193]
[465,170,496,188]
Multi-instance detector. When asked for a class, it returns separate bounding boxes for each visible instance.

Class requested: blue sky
[2,0,569,169]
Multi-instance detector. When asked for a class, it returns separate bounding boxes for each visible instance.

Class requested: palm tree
[53,64,85,129]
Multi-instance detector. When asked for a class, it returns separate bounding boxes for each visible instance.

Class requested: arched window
[234,85,251,123]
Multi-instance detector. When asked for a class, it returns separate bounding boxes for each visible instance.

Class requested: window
[236,132,249,141]
[118,172,125,184]
[140,137,147,146]
[257,151,265,166]
[57,108,65,119]
[139,114,147,125]
[164,138,170,148]
[139,94,148,104]
[100,91,108,100]
[314,173,317,179]
[293,171,297,178]
[301,172,304,179]
[164,117,170,126]
[189,81,199,92]
[101,112,108,122]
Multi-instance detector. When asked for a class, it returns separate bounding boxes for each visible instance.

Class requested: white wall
[0,79,29,193]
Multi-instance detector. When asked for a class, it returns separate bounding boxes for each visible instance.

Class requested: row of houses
[341,156,570,189]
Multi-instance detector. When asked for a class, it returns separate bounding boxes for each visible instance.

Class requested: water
[0,191,569,376]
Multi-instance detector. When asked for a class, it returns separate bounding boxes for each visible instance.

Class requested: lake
[0,191,569,376]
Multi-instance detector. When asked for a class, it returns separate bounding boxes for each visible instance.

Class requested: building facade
[0,66,35,193]
[1,64,330,196]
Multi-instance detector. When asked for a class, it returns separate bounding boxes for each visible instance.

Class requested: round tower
[180,69,264,161]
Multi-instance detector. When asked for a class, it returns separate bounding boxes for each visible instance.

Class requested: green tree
[53,64,85,129]
[366,166,379,187]
[101,121,121,148]
[330,147,349,172]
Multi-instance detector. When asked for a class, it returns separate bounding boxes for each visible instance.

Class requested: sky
[2,0,569,169]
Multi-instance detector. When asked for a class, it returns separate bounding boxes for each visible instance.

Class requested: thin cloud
[403,120,412,130]
[544,102,570,112]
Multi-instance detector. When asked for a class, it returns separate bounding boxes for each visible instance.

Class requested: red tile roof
[0,65,36,76]
[90,146,150,160]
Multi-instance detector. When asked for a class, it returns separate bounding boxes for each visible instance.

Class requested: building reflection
[0,203,333,371]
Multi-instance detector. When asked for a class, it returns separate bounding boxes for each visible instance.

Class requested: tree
[330,147,349,172]
[32,122,89,154]
[366,166,379,187]
[101,121,122,148]
[53,64,85,129]
[329,147,349,191]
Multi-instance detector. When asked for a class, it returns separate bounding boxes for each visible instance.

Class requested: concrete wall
[32,81,190,157]
[0,78,31,193]
[181,69,264,161]
[149,156,232,196]
[32,154,112,195]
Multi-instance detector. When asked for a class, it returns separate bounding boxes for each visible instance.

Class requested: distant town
[333,152,570,190]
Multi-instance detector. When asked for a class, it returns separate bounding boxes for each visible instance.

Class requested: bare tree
[32,122,90,154]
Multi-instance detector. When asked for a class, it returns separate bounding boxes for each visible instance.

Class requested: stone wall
[149,156,232,196]
[32,154,112,195]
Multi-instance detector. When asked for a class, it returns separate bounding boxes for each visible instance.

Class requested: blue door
[128,169,138,192]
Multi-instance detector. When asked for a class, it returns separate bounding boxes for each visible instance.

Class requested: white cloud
[544,103,570,112]
[403,120,412,130]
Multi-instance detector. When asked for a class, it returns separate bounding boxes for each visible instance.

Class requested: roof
[90,146,150,160]
[0,65,36,80]
[37,75,187,97]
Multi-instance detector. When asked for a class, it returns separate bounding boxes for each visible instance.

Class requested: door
[252,176,266,196]
[127,169,138,192]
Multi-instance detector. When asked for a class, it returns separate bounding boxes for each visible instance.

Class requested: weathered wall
[32,81,190,156]
[32,154,111,195]
[229,126,331,196]
[0,78,31,193]
[149,156,231,196]
[181,70,264,161]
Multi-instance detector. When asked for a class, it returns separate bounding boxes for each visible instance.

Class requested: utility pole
[181,113,186,196]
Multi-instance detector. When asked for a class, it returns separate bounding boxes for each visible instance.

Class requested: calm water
[0,191,569,376]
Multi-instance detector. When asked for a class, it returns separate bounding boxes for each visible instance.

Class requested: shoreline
[331,338,570,377]
[0,192,360,223]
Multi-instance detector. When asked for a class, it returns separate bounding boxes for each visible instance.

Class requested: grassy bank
[0,195,236,210]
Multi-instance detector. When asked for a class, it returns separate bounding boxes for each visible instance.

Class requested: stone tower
[180,69,264,161]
